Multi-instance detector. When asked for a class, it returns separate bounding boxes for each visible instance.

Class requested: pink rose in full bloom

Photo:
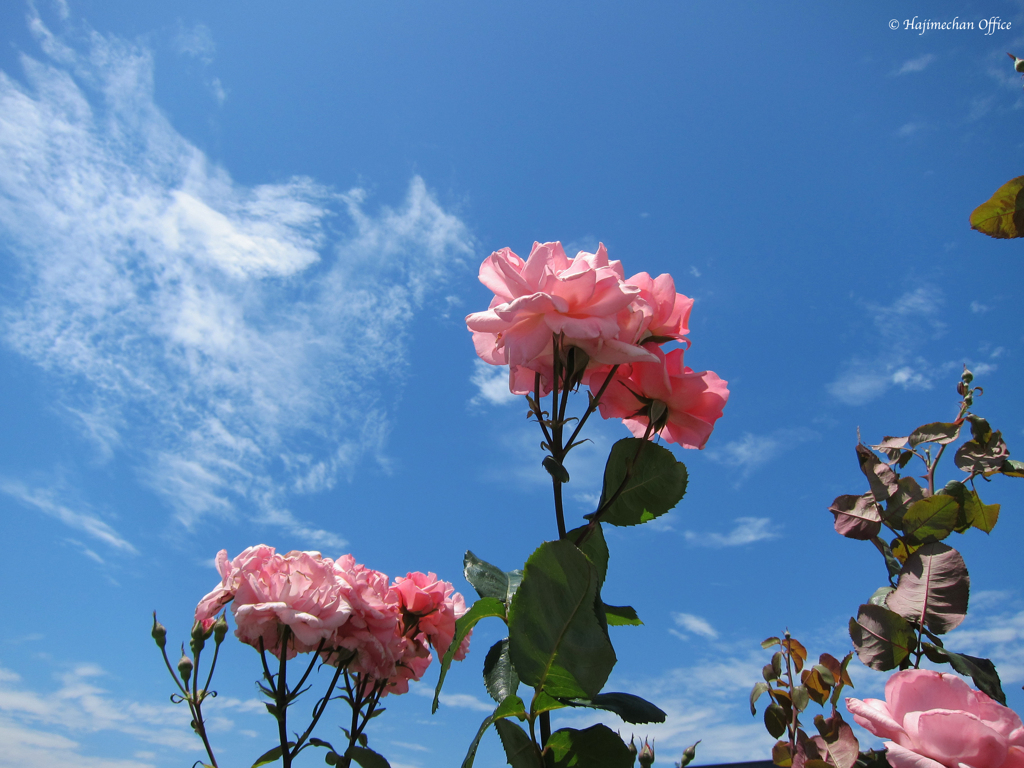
[467,242,659,394]
[592,343,729,448]
[394,571,471,661]
[846,669,1024,768]
[194,546,352,659]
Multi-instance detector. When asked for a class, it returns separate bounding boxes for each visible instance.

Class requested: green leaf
[884,477,926,529]
[559,692,666,724]
[886,543,970,635]
[543,455,571,483]
[750,681,770,715]
[494,720,543,768]
[761,636,782,649]
[483,639,520,703]
[1000,458,1024,478]
[433,597,506,713]
[970,176,1024,238]
[462,712,498,768]
[792,684,810,712]
[602,604,642,626]
[464,552,522,604]
[909,422,961,448]
[902,495,958,544]
[849,604,915,671]
[764,702,788,739]
[921,643,1006,705]
[507,540,616,699]
[870,536,903,582]
[252,745,290,768]
[530,690,566,716]
[345,746,391,768]
[544,725,634,768]
[596,438,688,527]
[868,586,895,606]
[964,490,1000,533]
[494,694,528,721]
[566,523,608,585]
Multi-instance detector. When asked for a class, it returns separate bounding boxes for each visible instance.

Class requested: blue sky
[1,1,1023,766]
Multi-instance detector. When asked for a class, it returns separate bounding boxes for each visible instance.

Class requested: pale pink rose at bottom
[847,669,1024,768]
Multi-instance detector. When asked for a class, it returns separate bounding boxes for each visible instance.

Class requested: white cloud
[971,301,990,313]
[671,612,718,640]
[553,652,776,763]
[173,23,216,65]
[469,359,519,407]
[411,686,492,713]
[0,16,472,545]
[895,54,936,75]
[0,480,136,552]
[896,122,923,137]
[684,516,779,547]
[827,287,947,406]
[706,428,818,478]
[0,662,200,767]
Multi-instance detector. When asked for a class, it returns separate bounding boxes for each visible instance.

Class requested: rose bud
[151,612,167,649]
[639,739,655,767]
[177,652,194,683]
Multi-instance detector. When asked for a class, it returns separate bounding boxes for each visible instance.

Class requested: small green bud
[962,367,974,384]
[213,614,228,644]
[639,739,655,768]
[627,736,638,758]
[177,652,194,683]
[190,621,207,655]
[648,400,669,432]
[678,740,700,768]
[151,612,167,650]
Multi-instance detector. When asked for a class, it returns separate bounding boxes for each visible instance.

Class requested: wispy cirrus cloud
[0,12,473,547]
[670,612,719,640]
[706,427,818,479]
[895,53,936,75]
[684,516,779,547]
[826,287,946,406]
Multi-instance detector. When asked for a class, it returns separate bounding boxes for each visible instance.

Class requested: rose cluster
[194,546,470,695]
[466,241,728,448]
[847,669,1024,768]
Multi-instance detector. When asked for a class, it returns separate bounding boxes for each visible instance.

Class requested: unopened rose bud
[648,400,668,432]
[177,652,194,683]
[962,367,974,384]
[678,740,700,768]
[627,736,638,759]
[151,612,167,649]
[213,614,228,644]
[639,739,655,767]
[190,621,207,654]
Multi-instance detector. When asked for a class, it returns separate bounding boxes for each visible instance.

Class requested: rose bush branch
[448,241,729,765]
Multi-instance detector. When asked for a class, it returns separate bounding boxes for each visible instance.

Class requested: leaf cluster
[833,373,1015,704]
[750,635,859,768]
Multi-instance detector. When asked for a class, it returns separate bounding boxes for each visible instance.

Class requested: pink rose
[394,572,471,661]
[195,546,353,659]
[847,669,1024,768]
[625,272,693,344]
[467,242,659,395]
[592,343,729,448]
[327,556,403,681]
[195,545,275,630]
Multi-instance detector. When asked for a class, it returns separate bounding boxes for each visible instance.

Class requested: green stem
[289,651,345,761]
[277,630,291,768]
